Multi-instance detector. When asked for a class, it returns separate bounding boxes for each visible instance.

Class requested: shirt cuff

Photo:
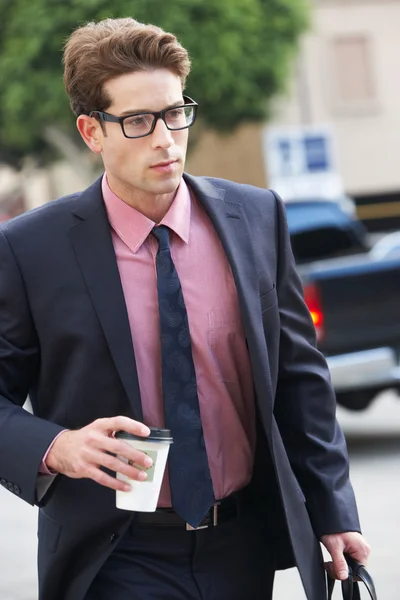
[39,429,69,475]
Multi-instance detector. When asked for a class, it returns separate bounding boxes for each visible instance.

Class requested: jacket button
[109,533,117,543]
[0,479,6,487]
[13,485,21,495]
[6,482,14,491]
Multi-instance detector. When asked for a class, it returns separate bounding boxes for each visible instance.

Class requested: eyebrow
[118,100,185,117]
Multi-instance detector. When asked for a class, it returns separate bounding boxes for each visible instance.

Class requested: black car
[285,199,400,411]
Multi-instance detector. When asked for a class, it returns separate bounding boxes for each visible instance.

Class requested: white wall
[269,0,400,196]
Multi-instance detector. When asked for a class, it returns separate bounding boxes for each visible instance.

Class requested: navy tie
[152,225,215,528]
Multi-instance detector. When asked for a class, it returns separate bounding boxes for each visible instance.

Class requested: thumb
[330,547,349,580]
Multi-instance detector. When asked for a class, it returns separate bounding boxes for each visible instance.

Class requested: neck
[106,176,177,223]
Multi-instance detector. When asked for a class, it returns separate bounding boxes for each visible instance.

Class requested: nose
[151,117,174,149]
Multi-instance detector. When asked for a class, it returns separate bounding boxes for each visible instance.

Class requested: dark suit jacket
[0,174,360,600]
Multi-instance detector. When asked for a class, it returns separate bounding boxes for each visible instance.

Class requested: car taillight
[303,283,324,341]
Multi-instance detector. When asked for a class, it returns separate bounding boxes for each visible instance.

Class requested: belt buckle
[185,502,221,531]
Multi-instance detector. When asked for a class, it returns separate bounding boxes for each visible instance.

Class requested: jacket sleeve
[271,191,361,537]
[0,229,64,506]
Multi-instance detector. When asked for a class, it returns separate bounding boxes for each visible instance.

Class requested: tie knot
[152,225,170,252]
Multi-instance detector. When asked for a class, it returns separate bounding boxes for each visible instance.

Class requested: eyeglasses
[89,96,198,139]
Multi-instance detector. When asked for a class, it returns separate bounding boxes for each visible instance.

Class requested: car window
[285,202,368,264]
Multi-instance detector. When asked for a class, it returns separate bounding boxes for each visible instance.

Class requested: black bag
[327,555,377,600]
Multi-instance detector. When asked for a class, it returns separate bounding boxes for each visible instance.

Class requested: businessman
[0,17,370,600]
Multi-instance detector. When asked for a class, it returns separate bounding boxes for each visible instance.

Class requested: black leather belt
[135,488,250,530]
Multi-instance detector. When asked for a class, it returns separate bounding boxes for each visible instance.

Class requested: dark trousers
[85,509,275,600]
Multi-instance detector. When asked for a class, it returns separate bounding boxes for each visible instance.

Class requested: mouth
[150,159,178,169]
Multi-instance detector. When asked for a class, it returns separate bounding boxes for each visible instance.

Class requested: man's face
[98,69,189,198]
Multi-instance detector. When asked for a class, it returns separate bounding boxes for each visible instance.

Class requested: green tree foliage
[0,0,309,166]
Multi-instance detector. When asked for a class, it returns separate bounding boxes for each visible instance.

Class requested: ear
[77,115,103,154]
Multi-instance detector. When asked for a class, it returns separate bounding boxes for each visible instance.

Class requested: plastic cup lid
[115,427,173,442]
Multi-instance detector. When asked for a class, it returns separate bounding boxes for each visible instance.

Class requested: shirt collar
[102,174,191,254]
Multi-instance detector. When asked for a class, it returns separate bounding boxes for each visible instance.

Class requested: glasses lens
[123,113,155,138]
[165,105,195,130]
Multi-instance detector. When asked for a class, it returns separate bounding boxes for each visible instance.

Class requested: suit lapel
[184,174,274,428]
[69,178,143,421]
[184,174,260,316]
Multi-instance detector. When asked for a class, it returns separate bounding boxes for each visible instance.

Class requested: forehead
[104,69,184,112]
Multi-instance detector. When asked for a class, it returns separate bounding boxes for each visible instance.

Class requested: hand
[46,416,151,492]
[321,532,371,580]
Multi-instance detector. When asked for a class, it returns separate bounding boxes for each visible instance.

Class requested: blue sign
[303,135,330,173]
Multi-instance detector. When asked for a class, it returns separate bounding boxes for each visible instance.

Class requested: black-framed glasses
[89,96,198,139]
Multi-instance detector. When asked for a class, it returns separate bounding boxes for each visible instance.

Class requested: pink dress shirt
[42,175,256,506]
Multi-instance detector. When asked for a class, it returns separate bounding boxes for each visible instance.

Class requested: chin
[151,175,182,195]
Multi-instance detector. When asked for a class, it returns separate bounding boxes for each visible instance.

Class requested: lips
[151,159,177,168]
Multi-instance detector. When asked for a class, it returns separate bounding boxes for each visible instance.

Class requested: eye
[125,115,149,127]
[168,108,184,119]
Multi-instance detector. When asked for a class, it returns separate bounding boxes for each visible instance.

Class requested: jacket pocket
[260,285,278,312]
[38,510,61,554]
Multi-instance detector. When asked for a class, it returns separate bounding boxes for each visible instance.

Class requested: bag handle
[327,554,377,600]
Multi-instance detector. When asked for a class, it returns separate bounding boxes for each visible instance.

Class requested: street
[1,390,399,600]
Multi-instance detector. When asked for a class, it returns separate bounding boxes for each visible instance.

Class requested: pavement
[1,390,400,599]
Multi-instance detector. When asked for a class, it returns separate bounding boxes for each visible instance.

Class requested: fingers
[47,416,153,491]
[321,533,348,580]
[324,561,339,581]
[321,532,371,582]
[330,548,349,580]
[101,436,153,469]
[72,426,153,488]
[92,448,151,481]
[348,541,372,567]
[86,464,131,492]
[69,445,152,490]
[93,416,150,438]
[324,556,348,581]
[84,425,153,470]
[75,417,153,491]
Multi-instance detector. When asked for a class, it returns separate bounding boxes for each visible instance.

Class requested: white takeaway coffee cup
[115,428,173,512]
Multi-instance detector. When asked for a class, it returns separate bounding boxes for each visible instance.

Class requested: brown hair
[63,18,191,116]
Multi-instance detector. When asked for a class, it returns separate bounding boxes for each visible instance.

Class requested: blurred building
[0,165,27,221]
[262,0,400,231]
[186,123,267,189]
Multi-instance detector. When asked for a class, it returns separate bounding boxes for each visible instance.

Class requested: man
[0,17,369,600]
